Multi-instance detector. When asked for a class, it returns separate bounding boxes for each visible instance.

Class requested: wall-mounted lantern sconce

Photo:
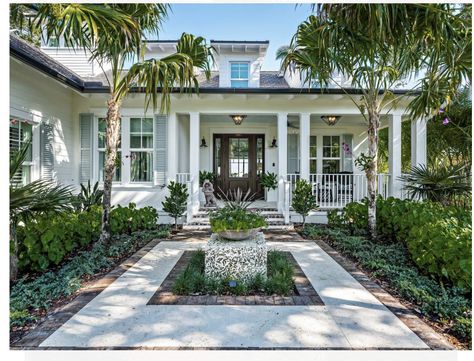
[200,137,208,148]
[270,137,277,148]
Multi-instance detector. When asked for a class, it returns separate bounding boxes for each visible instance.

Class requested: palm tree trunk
[10,222,18,282]
[366,106,380,240]
[100,97,122,244]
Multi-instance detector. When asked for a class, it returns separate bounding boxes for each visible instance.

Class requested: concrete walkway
[40,240,428,349]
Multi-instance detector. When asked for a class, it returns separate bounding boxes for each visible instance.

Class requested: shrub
[17,203,158,273]
[260,171,278,190]
[327,197,472,290]
[302,225,472,342]
[292,179,318,226]
[199,170,216,186]
[10,228,169,330]
[162,181,188,230]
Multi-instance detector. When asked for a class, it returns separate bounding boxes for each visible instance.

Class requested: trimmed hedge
[302,225,472,343]
[17,203,158,273]
[328,197,472,290]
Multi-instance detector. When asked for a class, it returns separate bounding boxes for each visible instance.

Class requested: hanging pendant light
[321,115,341,126]
[229,114,247,125]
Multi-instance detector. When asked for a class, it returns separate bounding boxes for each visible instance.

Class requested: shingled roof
[10,33,413,96]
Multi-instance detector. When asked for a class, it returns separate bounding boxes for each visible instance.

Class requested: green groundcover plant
[10,227,170,330]
[172,250,294,296]
[302,225,472,344]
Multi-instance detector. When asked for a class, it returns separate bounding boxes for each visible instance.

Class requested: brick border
[147,251,324,306]
[312,238,454,350]
[11,239,162,349]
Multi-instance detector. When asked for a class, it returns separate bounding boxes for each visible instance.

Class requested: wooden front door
[213,134,264,199]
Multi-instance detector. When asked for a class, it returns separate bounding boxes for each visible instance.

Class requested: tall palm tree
[10,143,73,280]
[279,4,471,238]
[12,4,213,243]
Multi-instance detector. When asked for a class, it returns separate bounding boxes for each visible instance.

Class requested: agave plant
[218,187,256,210]
[10,142,73,280]
[399,163,471,206]
[76,180,104,211]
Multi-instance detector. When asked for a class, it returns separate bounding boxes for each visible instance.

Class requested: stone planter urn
[217,228,261,241]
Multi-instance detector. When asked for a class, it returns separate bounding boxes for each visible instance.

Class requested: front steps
[183,207,293,231]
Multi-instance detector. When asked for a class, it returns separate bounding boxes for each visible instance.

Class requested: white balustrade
[287,173,393,209]
[176,173,191,184]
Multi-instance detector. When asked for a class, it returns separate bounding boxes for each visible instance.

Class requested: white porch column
[189,112,200,212]
[299,113,311,181]
[277,112,288,212]
[411,117,427,168]
[388,114,402,198]
[167,112,177,184]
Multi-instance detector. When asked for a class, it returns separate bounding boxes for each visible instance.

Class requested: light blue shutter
[79,113,94,183]
[341,134,353,172]
[154,114,168,186]
[40,122,54,180]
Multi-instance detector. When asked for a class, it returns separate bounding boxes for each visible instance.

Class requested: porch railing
[176,173,191,184]
[286,173,391,209]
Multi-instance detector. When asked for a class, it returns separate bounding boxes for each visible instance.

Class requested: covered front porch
[167,110,427,223]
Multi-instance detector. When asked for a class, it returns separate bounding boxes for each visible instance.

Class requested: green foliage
[209,207,266,233]
[172,250,294,296]
[17,203,158,273]
[75,180,104,211]
[291,179,318,226]
[354,153,376,173]
[199,170,216,186]
[302,225,472,342]
[400,163,471,207]
[327,197,472,290]
[110,203,158,235]
[10,228,169,330]
[162,181,188,229]
[260,172,278,190]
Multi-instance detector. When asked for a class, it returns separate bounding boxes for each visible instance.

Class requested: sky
[155,3,311,70]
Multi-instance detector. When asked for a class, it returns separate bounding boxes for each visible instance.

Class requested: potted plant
[162,181,189,231]
[209,188,267,240]
[260,171,278,202]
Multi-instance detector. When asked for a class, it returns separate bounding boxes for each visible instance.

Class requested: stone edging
[312,238,454,350]
[11,239,162,349]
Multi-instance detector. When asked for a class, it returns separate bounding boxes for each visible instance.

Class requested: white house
[9,34,427,226]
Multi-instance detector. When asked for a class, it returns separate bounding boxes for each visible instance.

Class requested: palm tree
[279,4,471,238]
[12,4,213,244]
[10,143,73,280]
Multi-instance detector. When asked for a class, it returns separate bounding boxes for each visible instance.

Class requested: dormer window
[230,62,249,88]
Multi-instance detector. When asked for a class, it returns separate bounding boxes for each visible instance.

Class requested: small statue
[202,179,217,207]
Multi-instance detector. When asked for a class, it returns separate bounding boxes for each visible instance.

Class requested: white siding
[41,47,110,77]
[10,58,79,186]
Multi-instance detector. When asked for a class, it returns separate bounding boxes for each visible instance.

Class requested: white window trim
[96,117,122,185]
[230,61,250,87]
[321,135,341,173]
[93,115,158,187]
[9,108,41,182]
[129,117,154,184]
